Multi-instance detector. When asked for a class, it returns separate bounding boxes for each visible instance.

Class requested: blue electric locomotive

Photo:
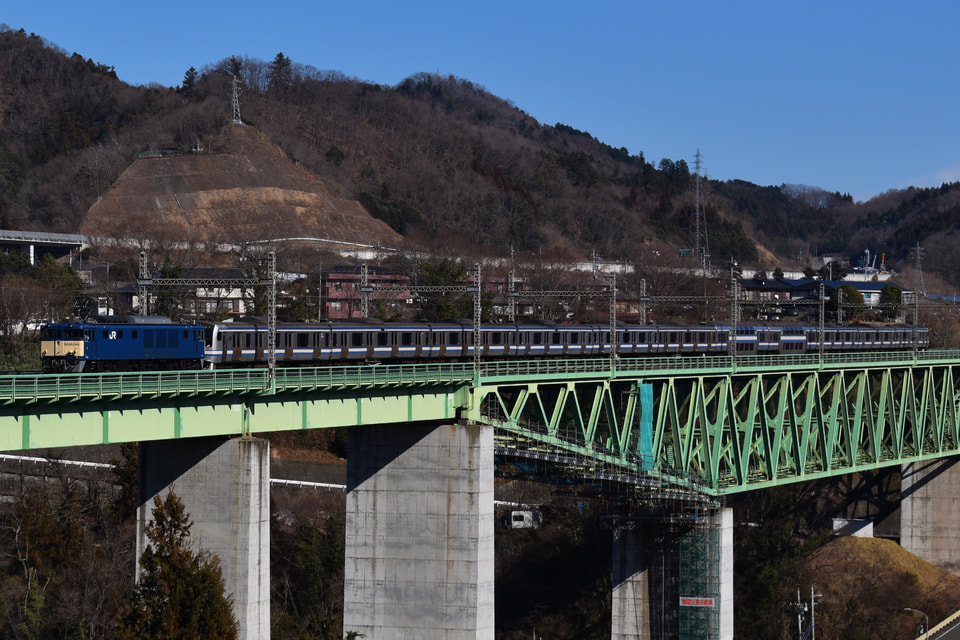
[40,316,205,373]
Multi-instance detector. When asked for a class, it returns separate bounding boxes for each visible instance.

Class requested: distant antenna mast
[693,149,710,274]
[913,241,925,296]
[231,75,243,125]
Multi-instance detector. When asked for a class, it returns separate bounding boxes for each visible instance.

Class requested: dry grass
[802,536,960,638]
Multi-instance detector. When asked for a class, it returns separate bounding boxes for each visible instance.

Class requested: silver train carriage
[203,320,929,367]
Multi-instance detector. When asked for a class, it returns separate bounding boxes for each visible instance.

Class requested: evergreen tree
[226,55,243,80]
[181,66,198,98]
[416,258,472,321]
[118,491,238,640]
[879,284,903,320]
[267,52,293,96]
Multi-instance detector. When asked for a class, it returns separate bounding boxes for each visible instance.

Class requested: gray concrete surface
[138,436,270,640]
[902,457,960,574]
[343,421,495,639]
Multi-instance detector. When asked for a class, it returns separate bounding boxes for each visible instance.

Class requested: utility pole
[508,246,516,323]
[730,261,739,360]
[914,241,925,296]
[317,259,323,321]
[472,262,482,372]
[138,251,150,315]
[786,589,808,640]
[809,586,822,640]
[819,282,825,360]
[608,273,617,372]
[913,242,924,355]
[360,263,369,318]
[786,586,821,640]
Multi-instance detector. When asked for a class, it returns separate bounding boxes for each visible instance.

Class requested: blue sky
[5,1,959,202]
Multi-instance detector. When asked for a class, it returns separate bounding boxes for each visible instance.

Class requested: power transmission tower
[231,75,243,125]
[692,149,710,275]
[913,241,925,296]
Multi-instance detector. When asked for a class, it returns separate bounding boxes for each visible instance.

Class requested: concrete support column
[344,421,495,640]
[902,458,960,573]
[717,508,734,640]
[611,507,733,640]
[611,525,655,640]
[138,436,270,640]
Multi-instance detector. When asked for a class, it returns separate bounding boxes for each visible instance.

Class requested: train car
[41,316,205,373]
[44,316,931,372]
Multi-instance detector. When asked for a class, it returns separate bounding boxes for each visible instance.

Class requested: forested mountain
[2,25,959,288]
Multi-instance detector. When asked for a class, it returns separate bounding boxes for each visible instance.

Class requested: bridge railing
[0,369,271,403]
[477,349,960,381]
[0,362,477,404]
[2,349,959,403]
[272,362,474,390]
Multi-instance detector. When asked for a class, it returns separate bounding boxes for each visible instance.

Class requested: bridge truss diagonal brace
[476,360,960,496]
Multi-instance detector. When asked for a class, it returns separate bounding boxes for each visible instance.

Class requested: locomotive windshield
[40,326,84,340]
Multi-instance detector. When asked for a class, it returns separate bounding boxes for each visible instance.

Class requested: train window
[352,333,364,347]
[450,333,459,345]
[378,333,388,347]
[490,332,502,345]
[402,333,413,346]
[569,332,579,345]
[132,330,138,339]
[553,332,562,344]
[532,333,543,345]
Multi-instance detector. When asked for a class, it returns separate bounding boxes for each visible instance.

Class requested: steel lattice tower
[692,149,710,274]
[914,241,926,296]
[231,76,243,125]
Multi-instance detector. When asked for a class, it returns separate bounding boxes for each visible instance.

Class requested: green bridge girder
[472,350,960,495]
[0,364,473,451]
[2,352,960,497]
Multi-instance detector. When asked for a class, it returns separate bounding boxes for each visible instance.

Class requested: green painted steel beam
[0,365,472,451]
[474,351,960,496]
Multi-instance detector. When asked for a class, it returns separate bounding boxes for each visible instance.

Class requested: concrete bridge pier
[901,457,960,573]
[343,421,495,639]
[612,508,732,640]
[137,435,270,640]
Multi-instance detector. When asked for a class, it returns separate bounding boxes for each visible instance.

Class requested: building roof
[739,278,904,296]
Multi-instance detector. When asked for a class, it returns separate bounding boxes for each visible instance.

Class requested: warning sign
[680,597,715,607]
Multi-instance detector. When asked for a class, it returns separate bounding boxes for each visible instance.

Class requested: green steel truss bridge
[3,350,960,496]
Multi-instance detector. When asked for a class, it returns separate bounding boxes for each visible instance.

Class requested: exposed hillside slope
[802,536,960,639]
[80,125,402,247]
